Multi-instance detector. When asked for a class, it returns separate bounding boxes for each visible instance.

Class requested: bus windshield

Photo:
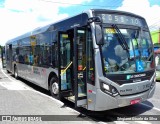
[101,27,154,74]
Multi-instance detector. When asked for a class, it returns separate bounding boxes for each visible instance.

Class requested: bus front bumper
[94,85,155,111]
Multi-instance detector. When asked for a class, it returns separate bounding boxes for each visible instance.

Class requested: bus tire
[14,66,18,79]
[49,77,59,98]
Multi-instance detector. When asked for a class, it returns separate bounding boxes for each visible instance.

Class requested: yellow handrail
[61,61,73,76]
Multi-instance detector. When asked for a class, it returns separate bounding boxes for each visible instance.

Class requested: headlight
[101,82,119,96]
[103,83,110,91]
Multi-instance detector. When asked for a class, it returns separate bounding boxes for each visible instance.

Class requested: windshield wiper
[111,24,129,52]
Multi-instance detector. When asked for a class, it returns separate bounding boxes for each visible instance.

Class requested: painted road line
[114,121,130,124]
[97,122,107,124]
[134,121,152,124]
[1,69,16,82]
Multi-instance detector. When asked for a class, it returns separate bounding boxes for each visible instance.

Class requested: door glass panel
[86,29,95,85]
[60,34,72,91]
[77,29,87,98]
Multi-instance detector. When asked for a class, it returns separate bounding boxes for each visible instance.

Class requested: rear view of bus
[91,10,156,111]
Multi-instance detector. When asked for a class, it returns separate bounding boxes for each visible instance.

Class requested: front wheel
[49,77,60,98]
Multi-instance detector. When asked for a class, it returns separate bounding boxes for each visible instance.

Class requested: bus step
[60,90,73,97]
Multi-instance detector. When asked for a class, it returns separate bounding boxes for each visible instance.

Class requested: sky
[0,0,160,46]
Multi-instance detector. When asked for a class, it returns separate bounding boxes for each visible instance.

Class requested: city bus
[5,9,156,111]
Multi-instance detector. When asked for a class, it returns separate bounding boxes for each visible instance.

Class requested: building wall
[151,30,160,44]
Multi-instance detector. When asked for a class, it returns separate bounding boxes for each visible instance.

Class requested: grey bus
[5,9,156,111]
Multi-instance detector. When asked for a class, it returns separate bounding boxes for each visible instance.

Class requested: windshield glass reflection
[101,28,154,74]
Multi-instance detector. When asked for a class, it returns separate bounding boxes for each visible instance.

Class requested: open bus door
[58,28,88,107]
[74,27,87,107]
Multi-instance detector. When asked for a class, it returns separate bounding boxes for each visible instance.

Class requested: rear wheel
[14,66,18,79]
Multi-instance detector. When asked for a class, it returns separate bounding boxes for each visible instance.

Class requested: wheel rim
[52,82,59,95]
[15,68,18,78]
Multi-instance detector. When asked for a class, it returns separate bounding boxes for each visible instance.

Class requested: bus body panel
[86,83,97,110]
[16,63,58,90]
[112,80,153,96]
[95,84,155,111]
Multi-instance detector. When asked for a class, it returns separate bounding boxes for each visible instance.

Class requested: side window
[12,41,18,62]
[23,45,31,65]
[30,35,41,66]
[19,40,25,64]
[19,38,31,65]
[6,45,9,61]
[38,32,51,66]
[51,32,58,68]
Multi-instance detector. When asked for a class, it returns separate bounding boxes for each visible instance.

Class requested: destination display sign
[97,14,147,27]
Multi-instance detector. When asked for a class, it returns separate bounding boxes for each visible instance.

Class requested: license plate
[130,98,141,105]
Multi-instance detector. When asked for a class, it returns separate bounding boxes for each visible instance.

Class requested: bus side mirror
[95,25,104,45]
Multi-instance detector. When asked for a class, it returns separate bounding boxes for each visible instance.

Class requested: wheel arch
[48,72,58,90]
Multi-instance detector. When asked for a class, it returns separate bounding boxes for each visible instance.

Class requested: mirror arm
[88,16,104,45]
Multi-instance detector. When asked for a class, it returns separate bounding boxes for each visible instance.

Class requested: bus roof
[6,9,146,45]
[6,24,51,44]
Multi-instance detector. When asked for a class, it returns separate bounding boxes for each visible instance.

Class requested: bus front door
[74,28,87,107]
[58,28,87,107]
